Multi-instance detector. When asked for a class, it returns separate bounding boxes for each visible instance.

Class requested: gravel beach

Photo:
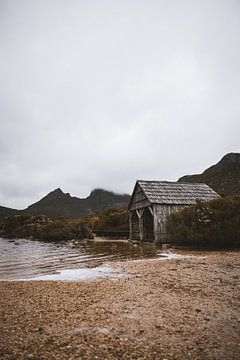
[0,251,239,360]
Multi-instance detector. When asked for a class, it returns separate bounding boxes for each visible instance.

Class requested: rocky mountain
[0,188,131,219]
[178,153,240,196]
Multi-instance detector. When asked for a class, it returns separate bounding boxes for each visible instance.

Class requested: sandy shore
[0,251,239,359]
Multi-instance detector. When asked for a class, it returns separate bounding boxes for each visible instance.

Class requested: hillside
[0,206,19,221]
[178,153,240,196]
[21,188,130,219]
[0,188,130,220]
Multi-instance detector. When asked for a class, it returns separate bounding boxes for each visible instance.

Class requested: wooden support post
[129,211,133,240]
[138,208,144,242]
[153,205,161,246]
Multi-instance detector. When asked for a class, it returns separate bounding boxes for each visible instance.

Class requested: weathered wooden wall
[129,185,150,211]
[153,204,185,243]
[130,204,185,244]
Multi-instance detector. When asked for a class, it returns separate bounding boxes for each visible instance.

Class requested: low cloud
[0,0,239,208]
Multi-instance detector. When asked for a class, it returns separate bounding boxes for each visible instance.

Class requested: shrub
[0,214,93,241]
[166,197,240,248]
[92,208,129,232]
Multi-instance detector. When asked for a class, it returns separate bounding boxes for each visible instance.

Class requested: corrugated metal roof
[137,180,219,205]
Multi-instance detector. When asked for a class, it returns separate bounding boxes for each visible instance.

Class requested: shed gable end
[129,184,150,210]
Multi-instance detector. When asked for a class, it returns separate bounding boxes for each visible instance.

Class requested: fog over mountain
[0,0,239,208]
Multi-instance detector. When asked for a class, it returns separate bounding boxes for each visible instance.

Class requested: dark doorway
[143,207,154,242]
[131,211,140,240]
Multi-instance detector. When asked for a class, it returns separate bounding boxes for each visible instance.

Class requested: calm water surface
[0,237,161,280]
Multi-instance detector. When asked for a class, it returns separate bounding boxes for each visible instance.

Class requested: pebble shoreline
[0,251,240,359]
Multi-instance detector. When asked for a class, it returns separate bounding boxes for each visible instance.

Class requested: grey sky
[0,0,239,209]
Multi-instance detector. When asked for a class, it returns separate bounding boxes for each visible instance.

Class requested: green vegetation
[0,214,93,241]
[88,208,129,232]
[0,208,130,241]
[178,153,240,196]
[166,197,240,248]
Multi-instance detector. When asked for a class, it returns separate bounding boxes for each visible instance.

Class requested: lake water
[0,237,161,280]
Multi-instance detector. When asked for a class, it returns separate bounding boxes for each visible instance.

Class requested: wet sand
[0,251,240,359]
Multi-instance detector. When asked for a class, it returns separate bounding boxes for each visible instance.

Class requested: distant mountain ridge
[178,153,240,196]
[0,152,239,220]
[0,188,130,219]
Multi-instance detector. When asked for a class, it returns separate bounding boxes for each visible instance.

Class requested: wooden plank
[129,184,151,211]
[148,206,153,216]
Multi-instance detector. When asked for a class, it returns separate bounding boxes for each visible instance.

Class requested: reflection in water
[84,239,158,259]
[0,237,160,280]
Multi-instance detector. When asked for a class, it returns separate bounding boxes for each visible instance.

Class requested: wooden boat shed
[128,180,219,244]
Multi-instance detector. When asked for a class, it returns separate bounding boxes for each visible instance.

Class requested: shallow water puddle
[159,252,189,260]
[21,265,123,281]
[0,238,192,281]
[0,237,159,280]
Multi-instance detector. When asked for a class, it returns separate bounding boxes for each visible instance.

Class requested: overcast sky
[0,0,239,209]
